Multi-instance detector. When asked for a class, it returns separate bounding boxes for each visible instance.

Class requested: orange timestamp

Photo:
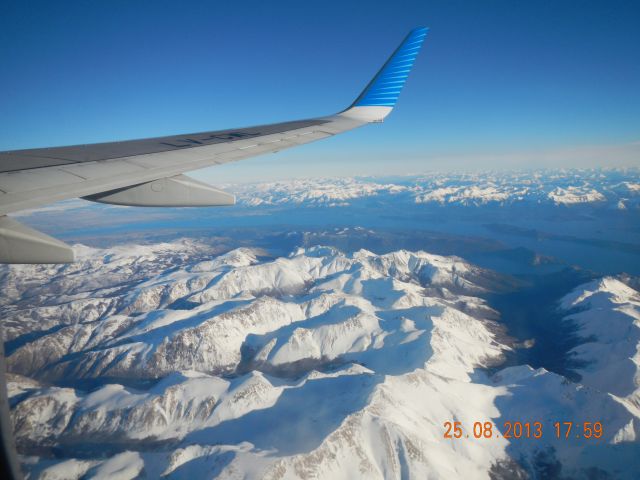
[443,421,603,440]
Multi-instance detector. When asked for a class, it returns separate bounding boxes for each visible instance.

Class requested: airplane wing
[0,27,428,263]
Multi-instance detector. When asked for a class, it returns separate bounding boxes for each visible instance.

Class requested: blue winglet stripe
[351,27,428,108]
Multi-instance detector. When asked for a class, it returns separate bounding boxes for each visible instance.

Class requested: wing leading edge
[0,27,427,263]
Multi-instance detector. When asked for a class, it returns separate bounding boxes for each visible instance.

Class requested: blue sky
[1,0,639,181]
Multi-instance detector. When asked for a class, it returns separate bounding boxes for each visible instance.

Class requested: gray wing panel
[0,119,327,173]
[0,114,365,215]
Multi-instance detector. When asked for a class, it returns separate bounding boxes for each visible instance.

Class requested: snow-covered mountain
[224,169,640,209]
[0,239,220,344]
[489,276,640,477]
[2,241,640,479]
[559,277,640,407]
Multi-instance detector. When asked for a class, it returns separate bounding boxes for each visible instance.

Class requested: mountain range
[2,240,639,479]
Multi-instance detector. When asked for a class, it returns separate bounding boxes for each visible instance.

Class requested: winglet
[341,27,428,123]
